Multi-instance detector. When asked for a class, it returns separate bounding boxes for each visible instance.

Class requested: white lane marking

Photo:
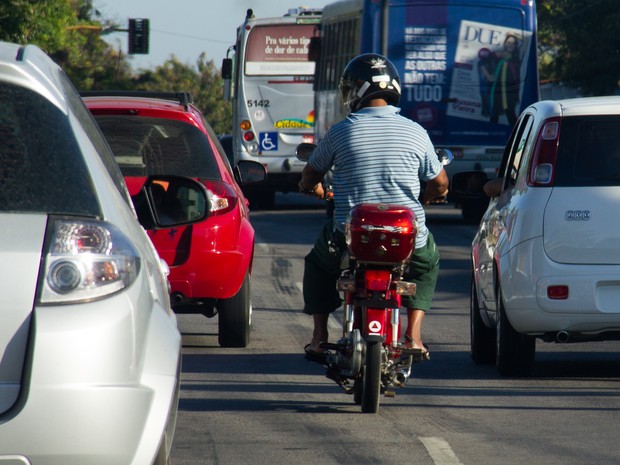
[419,437,464,465]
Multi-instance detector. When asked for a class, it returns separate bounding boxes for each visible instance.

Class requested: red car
[82,91,266,347]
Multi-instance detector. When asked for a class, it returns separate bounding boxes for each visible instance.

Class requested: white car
[452,97,620,376]
[0,42,209,464]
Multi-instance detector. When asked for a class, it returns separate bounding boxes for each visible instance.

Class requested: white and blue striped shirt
[309,105,442,248]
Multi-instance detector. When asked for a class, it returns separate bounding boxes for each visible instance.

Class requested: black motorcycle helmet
[339,53,401,112]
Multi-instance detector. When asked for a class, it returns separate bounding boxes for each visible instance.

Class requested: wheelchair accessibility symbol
[259,132,278,151]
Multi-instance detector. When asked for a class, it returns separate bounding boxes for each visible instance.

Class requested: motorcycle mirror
[295,142,317,162]
[435,148,453,166]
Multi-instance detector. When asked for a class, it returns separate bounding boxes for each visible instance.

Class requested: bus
[222,7,322,209]
[312,0,539,220]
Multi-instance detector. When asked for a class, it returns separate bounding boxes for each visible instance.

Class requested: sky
[95,0,327,70]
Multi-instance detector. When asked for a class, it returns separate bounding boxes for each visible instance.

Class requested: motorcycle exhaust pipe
[395,369,410,387]
[555,330,570,343]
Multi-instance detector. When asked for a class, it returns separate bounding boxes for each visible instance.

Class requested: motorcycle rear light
[364,270,392,291]
[529,117,561,187]
[39,218,140,304]
[200,179,238,216]
[547,285,569,300]
[243,131,255,142]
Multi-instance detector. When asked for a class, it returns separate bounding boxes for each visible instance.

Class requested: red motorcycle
[296,143,451,413]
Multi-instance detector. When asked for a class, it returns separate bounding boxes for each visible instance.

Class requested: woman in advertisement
[488,33,522,126]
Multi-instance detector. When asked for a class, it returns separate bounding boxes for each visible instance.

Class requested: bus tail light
[243,131,255,142]
[240,120,251,130]
[529,117,561,187]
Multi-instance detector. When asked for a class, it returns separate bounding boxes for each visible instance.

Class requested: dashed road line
[420,437,464,465]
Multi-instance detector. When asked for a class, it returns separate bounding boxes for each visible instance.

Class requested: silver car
[0,42,208,464]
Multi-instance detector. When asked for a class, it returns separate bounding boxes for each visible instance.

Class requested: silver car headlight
[38,219,141,304]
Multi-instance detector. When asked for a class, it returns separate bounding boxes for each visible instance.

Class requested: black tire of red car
[217,272,251,348]
[495,289,536,377]
[470,272,496,364]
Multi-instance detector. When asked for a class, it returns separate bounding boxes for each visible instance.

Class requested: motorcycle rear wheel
[361,340,381,413]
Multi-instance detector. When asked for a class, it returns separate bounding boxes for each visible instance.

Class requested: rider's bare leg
[405,308,425,349]
[310,313,329,352]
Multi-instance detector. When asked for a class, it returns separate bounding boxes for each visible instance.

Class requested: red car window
[94,115,222,180]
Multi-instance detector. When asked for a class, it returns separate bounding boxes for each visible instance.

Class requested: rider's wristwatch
[298,181,318,194]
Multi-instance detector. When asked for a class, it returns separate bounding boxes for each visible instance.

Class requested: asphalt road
[171,195,620,465]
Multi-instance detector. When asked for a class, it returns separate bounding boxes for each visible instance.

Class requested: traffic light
[128,19,149,54]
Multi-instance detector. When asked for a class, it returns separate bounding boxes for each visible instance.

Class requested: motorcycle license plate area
[345,203,417,265]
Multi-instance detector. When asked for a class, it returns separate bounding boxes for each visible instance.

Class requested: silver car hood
[543,187,620,265]
[0,213,47,413]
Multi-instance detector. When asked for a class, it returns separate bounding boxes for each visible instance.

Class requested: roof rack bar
[79,90,193,108]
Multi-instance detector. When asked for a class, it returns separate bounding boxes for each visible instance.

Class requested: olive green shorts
[303,220,440,315]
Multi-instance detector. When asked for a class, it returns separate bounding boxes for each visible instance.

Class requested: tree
[538,0,620,96]
[0,0,231,134]
[133,54,232,134]
[0,0,75,51]
[0,0,133,89]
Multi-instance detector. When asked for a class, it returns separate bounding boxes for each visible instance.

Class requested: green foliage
[133,54,232,135]
[0,0,75,51]
[0,0,133,89]
[0,1,231,133]
[538,0,620,95]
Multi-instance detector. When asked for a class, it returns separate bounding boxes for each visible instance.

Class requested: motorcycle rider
[299,53,449,361]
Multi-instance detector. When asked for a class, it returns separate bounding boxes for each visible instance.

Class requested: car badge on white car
[565,210,591,221]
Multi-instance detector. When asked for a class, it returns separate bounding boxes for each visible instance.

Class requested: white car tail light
[38,218,140,304]
[529,118,561,186]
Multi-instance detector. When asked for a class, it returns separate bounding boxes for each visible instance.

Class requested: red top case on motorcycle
[345,203,417,266]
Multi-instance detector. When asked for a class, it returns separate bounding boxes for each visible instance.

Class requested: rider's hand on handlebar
[298,181,325,199]
[424,195,448,205]
[422,189,449,206]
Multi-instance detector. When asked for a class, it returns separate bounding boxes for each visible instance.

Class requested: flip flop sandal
[304,343,328,363]
[405,336,431,361]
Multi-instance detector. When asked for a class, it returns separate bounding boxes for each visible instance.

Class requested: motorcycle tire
[361,340,382,413]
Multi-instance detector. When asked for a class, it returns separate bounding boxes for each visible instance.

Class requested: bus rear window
[245,24,315,76]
